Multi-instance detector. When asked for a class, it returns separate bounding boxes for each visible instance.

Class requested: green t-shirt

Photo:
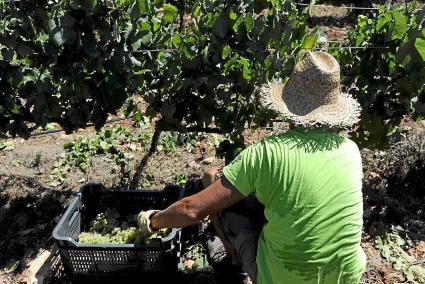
[223,129,366,284]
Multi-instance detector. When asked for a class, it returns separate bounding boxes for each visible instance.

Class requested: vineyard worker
[138,51,366,284]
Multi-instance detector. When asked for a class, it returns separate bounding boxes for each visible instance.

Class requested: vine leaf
[414,38,425,61]
[137,0,150,14]
[301,34,317,50]
[162,4,178,24]
[389,11,407,40]
[376,11,407,41]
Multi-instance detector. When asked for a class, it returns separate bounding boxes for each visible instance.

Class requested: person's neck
[288,123,340,133]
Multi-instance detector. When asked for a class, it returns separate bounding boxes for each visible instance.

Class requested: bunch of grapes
[78,209,169,244]
[78,232,113,244]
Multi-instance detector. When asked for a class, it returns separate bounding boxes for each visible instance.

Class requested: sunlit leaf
[162,4,178,24]
[301,34,317,50]
[193,6,201,18]
[246,13,254,33]
[240,57,251,80]
[172,33,181,48]
[222,45,231,59]
[414,38,425,61]
[133,111,142,123]
[390,11,407,40]
[137,0,150,14]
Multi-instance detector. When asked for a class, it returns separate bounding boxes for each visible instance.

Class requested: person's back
[223,128,366,283]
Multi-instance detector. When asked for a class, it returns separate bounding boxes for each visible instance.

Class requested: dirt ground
[0,120,224,283]
[0,119,424,283]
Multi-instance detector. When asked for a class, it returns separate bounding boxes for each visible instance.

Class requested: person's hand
[137,210,160,236]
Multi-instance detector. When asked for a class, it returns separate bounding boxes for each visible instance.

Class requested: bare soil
[0,122,222,281]
[0,120,424,283]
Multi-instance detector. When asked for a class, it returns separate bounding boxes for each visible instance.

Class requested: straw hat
[259,51,361,128]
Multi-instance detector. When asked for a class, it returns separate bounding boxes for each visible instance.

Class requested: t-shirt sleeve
[222,144,261,197]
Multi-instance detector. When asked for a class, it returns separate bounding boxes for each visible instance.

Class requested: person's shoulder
[337,136,362,157]
[340,135,360,149]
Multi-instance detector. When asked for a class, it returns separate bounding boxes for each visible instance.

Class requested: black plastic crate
[52,183,183,279]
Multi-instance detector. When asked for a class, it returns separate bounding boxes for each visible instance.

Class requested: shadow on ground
[362,134,425,242]
[0,174,73,269]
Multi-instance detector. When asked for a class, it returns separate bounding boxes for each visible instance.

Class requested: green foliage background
[331,3,425,148]
[0,0,311,140]
[1,0,137,137]
[1,0,425,150]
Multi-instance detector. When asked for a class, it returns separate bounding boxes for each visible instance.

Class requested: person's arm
[150,177,244,230]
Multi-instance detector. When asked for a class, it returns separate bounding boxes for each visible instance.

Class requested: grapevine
[331,2,425,149]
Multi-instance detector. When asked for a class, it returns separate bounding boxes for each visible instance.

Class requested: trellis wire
[132,49,177,54]
[132,47,392,55]
[314,46,391,51]
[266,43,391,53]
[295,2,380,10]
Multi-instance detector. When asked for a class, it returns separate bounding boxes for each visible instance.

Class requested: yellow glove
[137,210,160,236]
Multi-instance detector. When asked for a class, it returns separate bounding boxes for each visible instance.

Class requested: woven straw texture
[260,51,361,128]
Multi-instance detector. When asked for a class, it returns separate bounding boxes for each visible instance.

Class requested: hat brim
[259,83,361,129]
